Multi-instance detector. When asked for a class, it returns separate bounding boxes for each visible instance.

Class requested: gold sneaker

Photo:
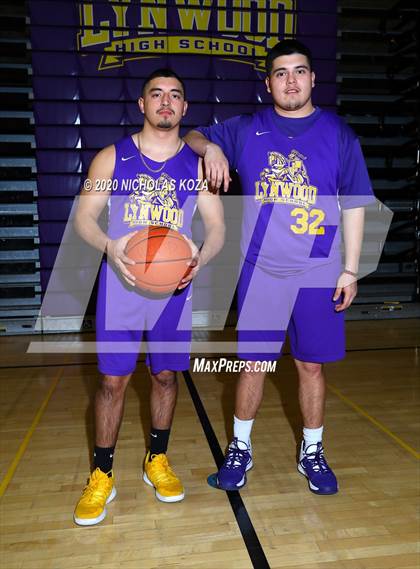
[143,452,184,502]
[73,468,116,526]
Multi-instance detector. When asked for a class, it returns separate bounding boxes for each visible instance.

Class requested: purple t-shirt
[197,108,374,274]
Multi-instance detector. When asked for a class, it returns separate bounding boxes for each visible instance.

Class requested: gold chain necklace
[137,133,182,174]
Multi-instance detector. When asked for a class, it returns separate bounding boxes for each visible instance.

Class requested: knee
[297,361,323,379]
[99,376,129,400]
[241,361,266,379]
[152,370,177,389]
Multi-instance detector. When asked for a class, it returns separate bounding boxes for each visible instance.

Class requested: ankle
[93,445,115,475]
[149,427,171,459]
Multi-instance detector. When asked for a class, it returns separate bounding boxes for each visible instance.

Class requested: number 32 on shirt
[290,208,325,235]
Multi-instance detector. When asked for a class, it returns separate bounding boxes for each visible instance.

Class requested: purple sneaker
[298,441,338,495]
[217,438,253,491]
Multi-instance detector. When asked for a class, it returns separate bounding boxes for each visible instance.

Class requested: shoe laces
[224,438,250,469]
[81,468,111,504]
[148,454,178,485]
[303,443,329,473]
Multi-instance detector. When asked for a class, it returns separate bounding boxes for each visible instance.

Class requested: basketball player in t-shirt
[73,69,225,525]
[185,40,374,494]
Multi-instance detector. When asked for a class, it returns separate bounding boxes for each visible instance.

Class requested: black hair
[141,68,186,98]
[265,39,313,75]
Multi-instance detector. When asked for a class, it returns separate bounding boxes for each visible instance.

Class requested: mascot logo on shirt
[123,173,184,230]
[255,150,318,208]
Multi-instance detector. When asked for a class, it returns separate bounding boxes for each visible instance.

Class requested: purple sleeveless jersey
[108,135,199,239]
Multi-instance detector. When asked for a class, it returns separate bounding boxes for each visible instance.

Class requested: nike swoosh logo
[122,155,135,161]
[186,294,193,301]
[256,131,271,136]
[151,433,157,438]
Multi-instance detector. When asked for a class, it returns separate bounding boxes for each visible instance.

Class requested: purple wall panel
[38,245,57,270]
[30,26,76,51]
[124,102,144,126]
[34,102,78,125]
[80,150,97,172]
[79,102,125,125]
[37,175,81,197]
[35,126,79,149]
[32,77,78,100]
[36,150,80,174]
[31,52,79,76]
[79,77,125,101]
[38,223,67,247]
[28,1,77,26]
[37,199,73,221]
[80,126,125,149]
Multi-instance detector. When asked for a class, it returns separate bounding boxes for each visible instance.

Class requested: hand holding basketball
[106,233,137,286]
[125,227,195,294]
[178,235,200,290]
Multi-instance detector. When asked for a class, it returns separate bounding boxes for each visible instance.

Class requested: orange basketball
[125,227,193,294]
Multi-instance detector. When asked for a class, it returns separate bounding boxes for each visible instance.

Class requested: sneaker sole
[216,460,253,491]
[73,486,117,526]
[297,464,338,495]
[143,471,185,503]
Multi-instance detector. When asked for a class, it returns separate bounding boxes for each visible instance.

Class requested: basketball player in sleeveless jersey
[185,40,374,495]
[73,69,225,525]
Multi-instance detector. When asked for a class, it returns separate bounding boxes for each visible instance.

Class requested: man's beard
[283,100,302,111]
[281,93,310,112]
[157,118,172,129]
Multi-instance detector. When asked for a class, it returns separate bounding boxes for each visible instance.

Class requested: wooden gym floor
[0,319,419,569]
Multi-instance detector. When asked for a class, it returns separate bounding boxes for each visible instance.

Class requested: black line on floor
[182,370,271,569]
[0,344,417,371]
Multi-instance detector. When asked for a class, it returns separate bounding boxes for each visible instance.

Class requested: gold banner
[100,35,268,70]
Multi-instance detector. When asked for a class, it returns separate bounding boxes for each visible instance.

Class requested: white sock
[303,426,324,453]
[233,415,254,450]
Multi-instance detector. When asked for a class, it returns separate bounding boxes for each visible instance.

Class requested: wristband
[343,269,358,277]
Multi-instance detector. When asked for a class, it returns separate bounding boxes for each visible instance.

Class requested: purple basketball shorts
[237,261,345,363]
[96,262,192,376]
